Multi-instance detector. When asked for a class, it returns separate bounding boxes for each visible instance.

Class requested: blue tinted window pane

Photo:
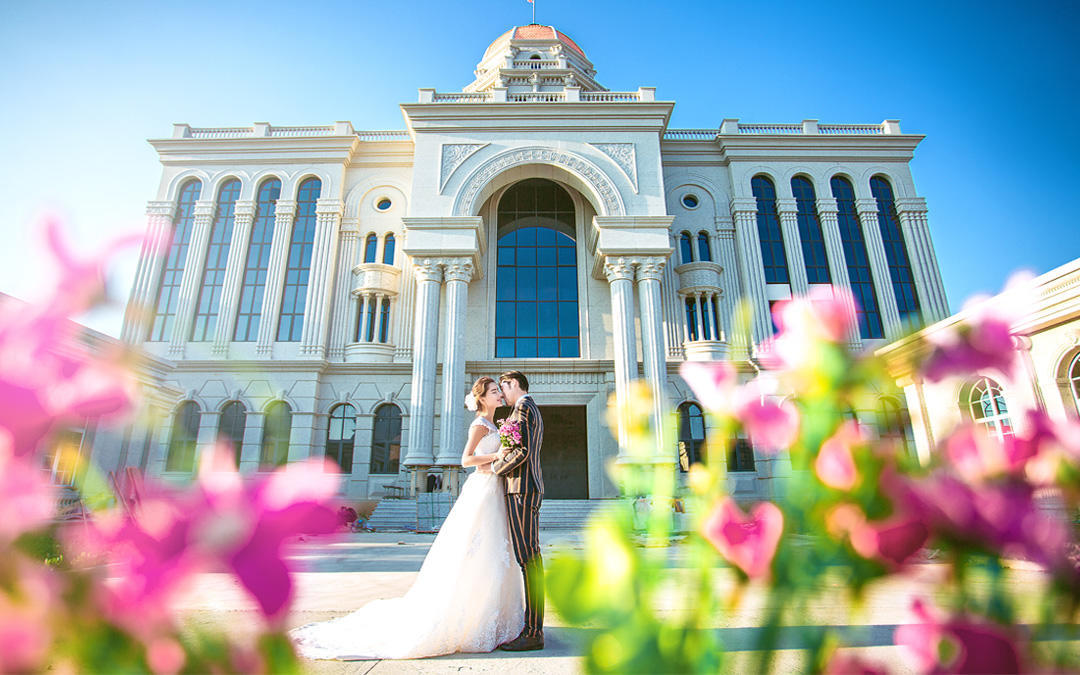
[496,268,515,300]
[792,177,831,284]
[495,338,514,357]
[234,178,280,341]
[559,338,578,356]
[751,176,790,284]
[538,338,559,357]
[517,227,537,246]
[191,179,241,341]
[149,180,202,341]
[558,268,577,300]
[276,178,321,341]
[697,232,712,262]
[517,269,537,301]
[559,302,578,336]
[382,234,395,265]
[680,233,694,264]
[537,247,556,266]
[517,247,536,267]
[364,234,377,263]
[831,176,884,339]
[498,247,515,266]
[557,247,575,265]
[538,302,558,336]
[871,176,921,322]
[538,268,557,300]
[516,339,537,357]
[516,302,537,335]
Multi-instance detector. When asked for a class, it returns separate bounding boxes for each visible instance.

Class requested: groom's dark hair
[499,370,529,392]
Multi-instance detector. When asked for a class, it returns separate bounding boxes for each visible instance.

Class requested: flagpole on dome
[528,0,535,24]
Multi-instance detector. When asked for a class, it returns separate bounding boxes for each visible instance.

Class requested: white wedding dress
[291,418,524,660]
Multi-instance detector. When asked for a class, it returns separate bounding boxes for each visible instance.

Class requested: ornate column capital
[776,198,798,215]
[442,258,474,283]
[233,200,256,218]
[413,258,444,284]
[815,198,840,216]
[193,200,216,218]
[603,256,636,283]
[146,200,174,217]
[636,256,666,282]
[315,198,345,216]
[855,198,879,218]
[729,197,758,217]
[714,214,735,231]
[895,197,929,214]
[274,200,297,218]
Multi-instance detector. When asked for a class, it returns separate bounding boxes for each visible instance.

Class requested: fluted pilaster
[730,198,771,347]
[121,201,174,344]
[777,198,809,296]
[714,216,739,339]
[856,199,901,338]
[168,200,215,357]
[256,200,296,355]
[816,198,860,348]
[896,198,949,323]
[299,199,344,358]
[436,259,474,465]
[211,200,256,355]
[404,259,443,466]
[662,233,684,359]
[328,221,360,358]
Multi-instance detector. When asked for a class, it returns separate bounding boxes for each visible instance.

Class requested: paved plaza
[170,530,1078,673]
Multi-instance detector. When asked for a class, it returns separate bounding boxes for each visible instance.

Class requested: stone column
[730,198,771,347]
[404,259,443,466]
[238,411,263,473]
[816,198,860,348]
[695,293,706,340]
[604,256,639,457]
[856,199,901,338]
[637,257,673,464]
[777,198,808,296]
[299,198,344,357]
[121,201,174,344]
[193,410,220,471]
[896,197,949,323]
[255,200,296,355]
[328,220,360,358]
[168,199,215,357]
[376,293,390,342]
[436,259,474,465]
[212,200,256,355]
[714,216,739,340]
[662,233,684,359]
[287,411,317,462]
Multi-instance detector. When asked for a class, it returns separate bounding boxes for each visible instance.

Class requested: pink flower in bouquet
[497,418,523,450]
[815,421,861,490]
[702,497,783,579]
[0,434,56,542]
[895,599,1024,674]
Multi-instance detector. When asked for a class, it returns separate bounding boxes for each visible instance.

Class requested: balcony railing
[664,119,902,140]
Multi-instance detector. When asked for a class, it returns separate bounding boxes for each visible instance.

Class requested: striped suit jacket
[492,395,544,495]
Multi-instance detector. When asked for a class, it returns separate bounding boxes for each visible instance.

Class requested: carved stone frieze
[590,143,638,192]
[439,143,488,193]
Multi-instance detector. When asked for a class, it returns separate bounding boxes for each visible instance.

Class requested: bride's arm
[461,424,497,467]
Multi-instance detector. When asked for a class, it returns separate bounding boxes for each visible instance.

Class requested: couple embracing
[291,371,546,660]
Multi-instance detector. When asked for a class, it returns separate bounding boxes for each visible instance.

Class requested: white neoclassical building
[98,24,949,502]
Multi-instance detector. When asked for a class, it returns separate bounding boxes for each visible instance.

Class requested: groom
[491,370,545,651]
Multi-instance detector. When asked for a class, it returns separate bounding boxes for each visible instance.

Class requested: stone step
[365,500,417,531]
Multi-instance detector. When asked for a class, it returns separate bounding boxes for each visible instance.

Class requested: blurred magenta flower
[0,560,56,674]
[702,497,783,579]
[920,306,1019,383]
[943,425,1034,484]
[827,503,928,568]
[815,421,861,490]
[894,599,1024,674]
[0,436,56,542]
[678,360,737,412]
[823,651,888,675]
[758,287,857,371]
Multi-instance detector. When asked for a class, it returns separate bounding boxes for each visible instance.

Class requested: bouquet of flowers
[497,418,524,453]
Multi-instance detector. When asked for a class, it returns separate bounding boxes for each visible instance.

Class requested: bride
[290,377,524,660]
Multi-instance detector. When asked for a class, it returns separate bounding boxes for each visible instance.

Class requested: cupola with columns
[464,24,604,94]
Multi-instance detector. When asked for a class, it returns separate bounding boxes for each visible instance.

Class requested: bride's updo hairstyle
[466,376,496,414]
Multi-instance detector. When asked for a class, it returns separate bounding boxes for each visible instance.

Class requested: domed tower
[463,24,604,94]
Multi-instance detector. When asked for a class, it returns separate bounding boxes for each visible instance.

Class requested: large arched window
[382,233,395,265]
[876,396,911,454]
[218,401,247,467]
[965,377,1013,441]
[149,180,202,341]
[791,176,831,284]
[677,402,706,470]
[260,401,293,468]
[363,233,378,263]
[191,178,241,341]
[679,231,694,265]
[277,178,322,342]
[166,401,200,472]
[370,403,402,474]
[751,175,789,284]
[495,179,580,358]
[831,176,884,339]
[326,404,356,472]
[1069,352,1080,415]
[871,176,921,322]
[697,231,713,262]
[234,178,280,341]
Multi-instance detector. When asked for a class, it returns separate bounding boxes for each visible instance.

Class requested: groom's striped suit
[491,394,544,638]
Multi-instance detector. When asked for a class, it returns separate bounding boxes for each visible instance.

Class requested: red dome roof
[485,24,587,59]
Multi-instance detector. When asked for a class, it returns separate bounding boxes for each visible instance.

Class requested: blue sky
[2,0,1077,335]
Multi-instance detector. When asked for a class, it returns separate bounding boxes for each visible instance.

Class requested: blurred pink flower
[943,426,1034,484]
[678,360,737,412]
[920,296,1021,384]
[733,384,799,454]
[823,652,888,675]
[826,503,928,569]
[702,498,783,579]
[146,637,186,675]
[0,435,56,542]
[815,421,861,490]
[894,599,1024,674]
[0,560,56,674]
[773,286,857,344]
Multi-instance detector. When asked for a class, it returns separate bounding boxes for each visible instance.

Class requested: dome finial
[527,0,536,25]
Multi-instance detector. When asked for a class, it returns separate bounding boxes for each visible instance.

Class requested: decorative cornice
[589,142,638,193]
[895,197,929,214]
[146,201,174,217]
[815,198,840,215]
[193,201,216,218]
[776,198,798,214]
[315,198,345,215]
[274,200,297,217]
[855,198,879,216]
[233,200,257,218]
[729,197,757,215]
[439,143,487,192]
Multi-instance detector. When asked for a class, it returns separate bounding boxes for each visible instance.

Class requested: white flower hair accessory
[464,393,478,412]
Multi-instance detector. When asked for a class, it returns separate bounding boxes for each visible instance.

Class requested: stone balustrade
[664,119,902,141]
[675,261,723,292]
[351,262,401,297]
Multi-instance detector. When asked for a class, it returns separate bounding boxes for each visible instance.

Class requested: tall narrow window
[382,233,395,265]
[363,233,377,263]
[729,437,756,472]
[877,396,911,454]
[234,178,280,341]
[191,179,240,341]
[791,177,831,284]
[697,232,713,262]
[277,178,321,342]
[702,297,715,340]
[751,175,790,284]
[166,401,200,472]
[871,176,921,322]
[1069,352,1080,415]
[966,377,1013,441]
[260,401,292,468]
[711,296,721,339]
[370,404,402,474]
[365,298,377,342]
[677,402,706,470]
[149,180,202,341]
[218,401,247,467]
[831,177,884,339]
[379,298,390,343]
[326,404,356,472]
[354,297,366,342]
[679,232,694,264]
[495,179,580,358]
[685,298,699,341]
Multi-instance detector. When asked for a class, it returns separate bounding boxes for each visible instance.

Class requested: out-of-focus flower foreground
[0,222,342,674]
[546,287,1080,674]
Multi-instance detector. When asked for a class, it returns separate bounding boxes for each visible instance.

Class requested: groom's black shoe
[498,633,544,651]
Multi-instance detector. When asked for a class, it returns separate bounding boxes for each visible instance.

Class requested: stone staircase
[365,499,417,531]
[538,499,621,529]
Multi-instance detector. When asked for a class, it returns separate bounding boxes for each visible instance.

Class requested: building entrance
[494,404,588,499]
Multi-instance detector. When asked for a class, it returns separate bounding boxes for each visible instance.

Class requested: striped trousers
[506,491,544,638]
